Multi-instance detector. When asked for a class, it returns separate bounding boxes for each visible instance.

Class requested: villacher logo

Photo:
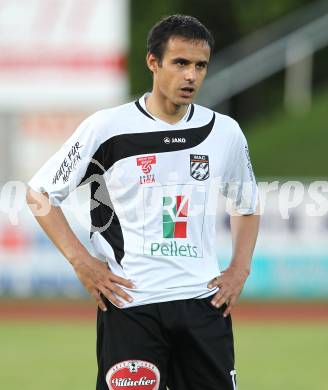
[106,360,160,390]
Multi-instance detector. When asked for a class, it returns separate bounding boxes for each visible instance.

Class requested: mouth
[180,87,195,98]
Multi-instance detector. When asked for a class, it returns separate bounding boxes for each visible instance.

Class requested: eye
[196,63,207,70]
[176,60,187,66]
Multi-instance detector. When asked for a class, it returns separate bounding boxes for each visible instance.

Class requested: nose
[184,66,196,83]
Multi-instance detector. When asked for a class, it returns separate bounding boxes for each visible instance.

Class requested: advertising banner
[0,0,129,110]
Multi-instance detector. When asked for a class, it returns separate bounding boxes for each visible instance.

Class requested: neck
[145,89,189,125]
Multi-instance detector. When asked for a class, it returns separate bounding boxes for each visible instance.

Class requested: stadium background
[0,1,327,389]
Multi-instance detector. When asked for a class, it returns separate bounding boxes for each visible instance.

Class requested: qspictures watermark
[0,179,327,228]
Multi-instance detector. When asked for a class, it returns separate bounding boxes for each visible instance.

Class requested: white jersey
[28,93,258,307]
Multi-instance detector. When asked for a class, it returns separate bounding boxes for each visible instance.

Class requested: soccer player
[26,15,259,390]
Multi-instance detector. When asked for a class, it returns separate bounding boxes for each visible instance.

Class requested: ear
[146,52,159,73]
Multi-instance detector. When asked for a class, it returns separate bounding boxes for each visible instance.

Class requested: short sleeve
[27,113,103,206]
[219,126,258,215]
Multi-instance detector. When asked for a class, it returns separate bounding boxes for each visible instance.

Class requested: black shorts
[96,295,237,390]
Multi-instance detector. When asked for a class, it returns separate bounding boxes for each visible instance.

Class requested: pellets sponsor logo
[150,241,198,257]
[136,155,156,185]
[163,195,188,238]
[106,360,160,390]
[190,154,209,181]
[149,195,199,258]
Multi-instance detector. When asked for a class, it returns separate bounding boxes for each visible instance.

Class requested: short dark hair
[147,15,214,62]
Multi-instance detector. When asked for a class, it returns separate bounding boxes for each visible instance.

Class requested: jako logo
[163,137,186,144]
[163,195,188,238]
[172,137,186,143]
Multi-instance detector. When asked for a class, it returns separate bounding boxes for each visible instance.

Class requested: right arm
[26,111,134,310]
[26,187,134,311]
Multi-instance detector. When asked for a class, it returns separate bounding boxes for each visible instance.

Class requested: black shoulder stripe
[135,100,155,121]
[101,112,215,172]
[79,112,215,186]
[187,104,194,122]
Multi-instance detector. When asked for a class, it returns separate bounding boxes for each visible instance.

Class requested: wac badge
[190,154,209,181]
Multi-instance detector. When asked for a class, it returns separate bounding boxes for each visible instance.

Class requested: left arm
[207,209,260,317]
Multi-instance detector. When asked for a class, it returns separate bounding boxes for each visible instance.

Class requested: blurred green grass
[0,322,327,390]
[247,87,328,178]
[0,323,97,390]
[235,324,328,390]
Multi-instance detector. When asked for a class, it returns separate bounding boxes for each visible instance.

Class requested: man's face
[148,37,210,106]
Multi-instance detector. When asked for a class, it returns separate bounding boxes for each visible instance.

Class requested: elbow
[26,186,40,205]
[26,187,50,214]
[25,186,33,203]
[25,186,34,207]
